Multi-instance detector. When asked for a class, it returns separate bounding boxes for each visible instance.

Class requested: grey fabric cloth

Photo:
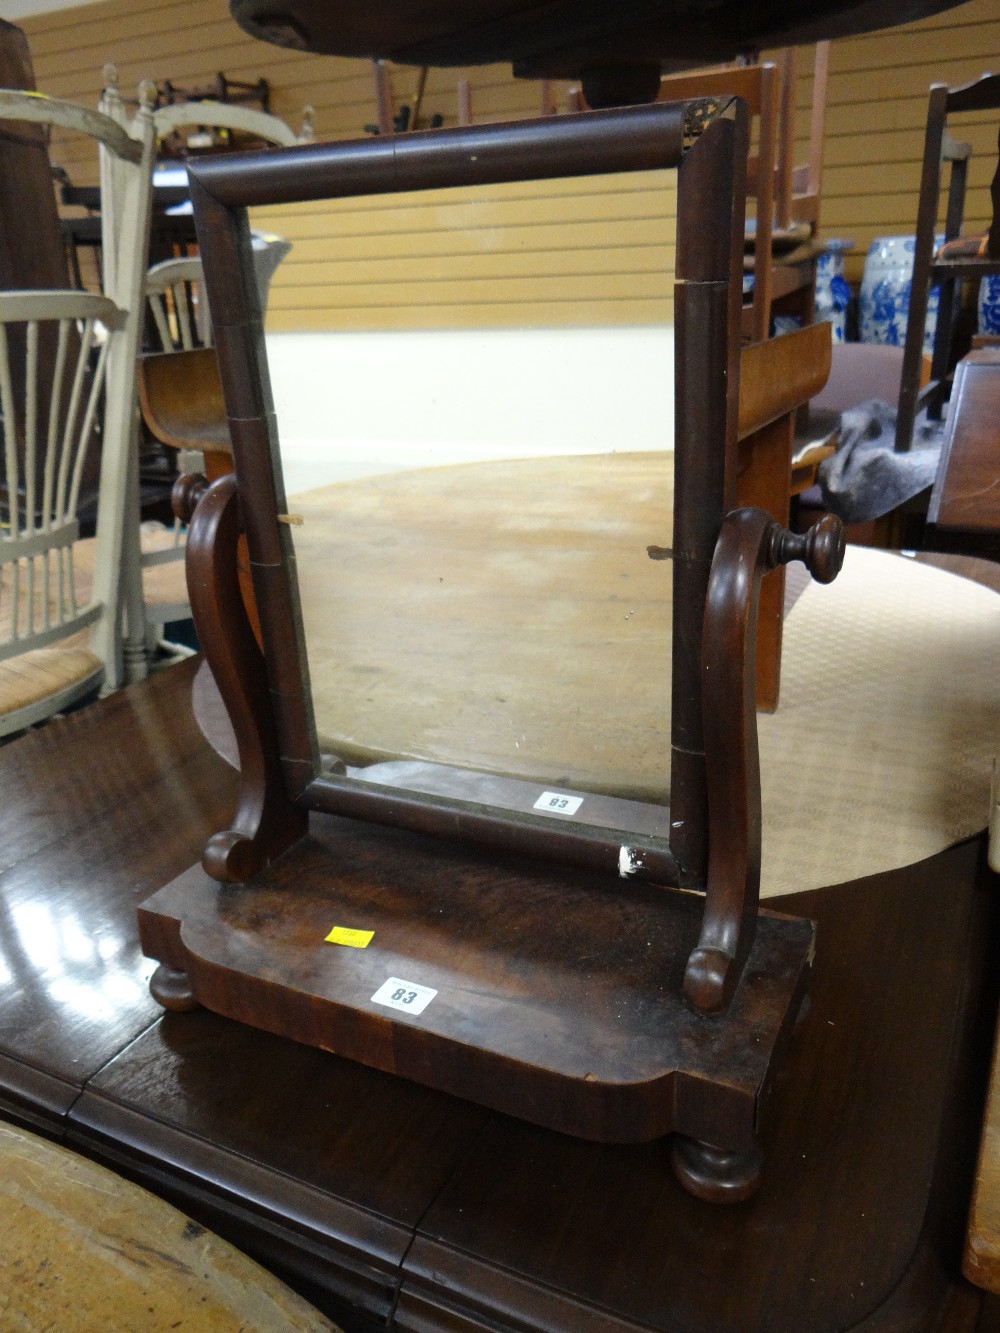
[816,398,943,524]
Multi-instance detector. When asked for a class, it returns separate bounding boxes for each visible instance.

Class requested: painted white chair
[151,97,310,157]
[145,254,213,352]
[0,85,154,735]
[117,93,306,674]
[144,234,291,355]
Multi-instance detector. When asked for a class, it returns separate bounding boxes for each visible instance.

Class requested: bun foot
[149,964,200,1013]
[671,1135,762,1203]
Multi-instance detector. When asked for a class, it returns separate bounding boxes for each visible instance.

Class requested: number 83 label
[533,790,584,816]
[371,976,437,1015]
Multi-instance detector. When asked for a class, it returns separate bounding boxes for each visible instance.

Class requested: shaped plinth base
[138,811,813,1198]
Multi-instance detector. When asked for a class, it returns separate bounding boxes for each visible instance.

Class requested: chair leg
[121,446,150,684]
[896,85,949,452]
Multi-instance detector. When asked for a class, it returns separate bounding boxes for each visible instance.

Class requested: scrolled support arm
[684,510,844,1013]
[186,473,307,882]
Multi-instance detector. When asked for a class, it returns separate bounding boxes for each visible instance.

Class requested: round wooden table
[249,455,1000,898]
[291,452,675,803]
[230,0,969,85]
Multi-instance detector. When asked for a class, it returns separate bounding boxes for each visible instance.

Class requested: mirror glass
[256,165,678,846]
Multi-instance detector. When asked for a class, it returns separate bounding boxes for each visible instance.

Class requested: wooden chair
[567,66,777,340]
[129,259,211,659]
[772,43,830,236]
[128,242,290,663]
[143,238,290,354]
[767,43,830,328]
[110,93,305,674]
[657,63,779,343]
[0,84,155,733]
[895,72,1000,452]
[655,45,829,343]
[144,254,213,352]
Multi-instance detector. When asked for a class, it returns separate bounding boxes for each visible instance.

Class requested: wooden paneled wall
[20,0,1000,327]
[251,174,674,330]
[782,0,998,284]
[21,0,677,330]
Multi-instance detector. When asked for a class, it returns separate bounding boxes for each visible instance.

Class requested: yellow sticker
[325,926,374,948]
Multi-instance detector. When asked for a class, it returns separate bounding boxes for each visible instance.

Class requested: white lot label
[371,977,437,1015]
[533,790,584,816]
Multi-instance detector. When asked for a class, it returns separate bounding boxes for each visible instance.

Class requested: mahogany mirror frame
[183,99,747,912]
[137,102,849,1198]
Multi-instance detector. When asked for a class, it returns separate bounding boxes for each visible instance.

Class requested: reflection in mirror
[257,169,678,853]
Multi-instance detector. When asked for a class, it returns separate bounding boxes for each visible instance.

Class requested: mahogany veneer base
[139,812,813,1169]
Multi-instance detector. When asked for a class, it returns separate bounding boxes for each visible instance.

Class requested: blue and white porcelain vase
[859,235,940,352]
[978,274,1000,335]
[814,239,854,343]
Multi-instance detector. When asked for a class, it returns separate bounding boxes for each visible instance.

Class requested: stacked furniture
[895,72,1000,452]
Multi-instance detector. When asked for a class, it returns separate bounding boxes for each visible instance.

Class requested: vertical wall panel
[779,0,998,284]
[21,0,1000,323]
[21,0,677,329]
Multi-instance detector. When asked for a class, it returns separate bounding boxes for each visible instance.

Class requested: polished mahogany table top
[230,0,969,81]
[0,621,997,1330]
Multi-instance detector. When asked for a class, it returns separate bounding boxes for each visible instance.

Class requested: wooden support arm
[684,508,844,1014]
[184,472,307,883]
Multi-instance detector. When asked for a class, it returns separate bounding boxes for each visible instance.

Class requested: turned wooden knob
[768,513,845,584]
[172,472,210,524]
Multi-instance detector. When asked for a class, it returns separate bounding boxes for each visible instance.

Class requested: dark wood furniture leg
[896,85,948,453]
